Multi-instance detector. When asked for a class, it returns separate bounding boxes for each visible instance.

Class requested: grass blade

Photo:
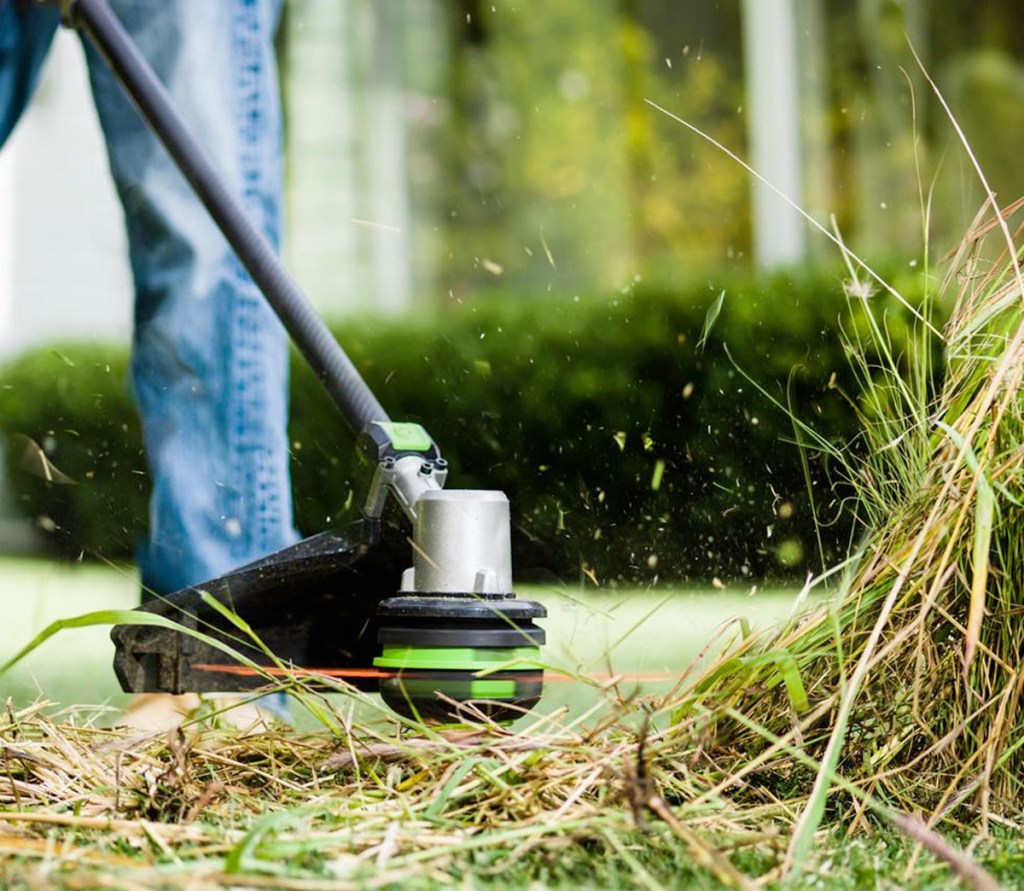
[935,421,996,672]
[0,607,266,681]
[697,289,725,353]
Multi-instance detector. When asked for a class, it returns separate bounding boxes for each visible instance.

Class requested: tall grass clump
[688,195,1024,831]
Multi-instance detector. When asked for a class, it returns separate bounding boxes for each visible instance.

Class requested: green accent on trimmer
[469,679,518,698]
[374,645,541,672]
[377,421,433,452]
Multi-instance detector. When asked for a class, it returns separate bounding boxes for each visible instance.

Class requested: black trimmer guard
[111,519,399,694]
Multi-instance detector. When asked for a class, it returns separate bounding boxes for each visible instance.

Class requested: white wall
[740,0,807,268]
[284,0,413,317]
[0,31,133,361]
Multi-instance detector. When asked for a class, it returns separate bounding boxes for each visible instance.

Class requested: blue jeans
[1,0,298,596]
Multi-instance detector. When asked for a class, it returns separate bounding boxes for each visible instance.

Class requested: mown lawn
[2,558,138,709]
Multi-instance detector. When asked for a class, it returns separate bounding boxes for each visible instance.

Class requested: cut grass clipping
[3,203,1022,887]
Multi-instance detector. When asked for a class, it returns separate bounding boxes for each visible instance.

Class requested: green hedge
[0,266,929,584]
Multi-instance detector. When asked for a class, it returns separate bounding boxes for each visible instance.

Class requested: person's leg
[0,0,60,146]
[83,0,298,596]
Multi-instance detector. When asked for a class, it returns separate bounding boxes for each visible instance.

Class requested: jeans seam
[228,0,279,558]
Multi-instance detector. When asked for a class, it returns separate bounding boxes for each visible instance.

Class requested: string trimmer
[48,0,546,722]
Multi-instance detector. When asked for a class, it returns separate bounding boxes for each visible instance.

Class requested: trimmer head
[111,485,548,724]
[375,594,546,722]
[372,487,546,723]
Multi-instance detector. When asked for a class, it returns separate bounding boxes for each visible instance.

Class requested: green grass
[0,556,797,716]
[1,557,137,709]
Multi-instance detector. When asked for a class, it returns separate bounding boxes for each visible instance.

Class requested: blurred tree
[823,0,1024,261]
[425,0,753,300]
[279,0,1024,313]
[429,0,635,301]
[929,1,1024,252]
[618,1,749,276]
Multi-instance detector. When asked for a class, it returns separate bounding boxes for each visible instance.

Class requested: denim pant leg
[83,0,298,596]
[0,0,59,146]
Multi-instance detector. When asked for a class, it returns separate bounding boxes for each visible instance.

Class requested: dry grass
[711,198,1024,824]
[0,574,1012,891]
[0,693,784,889]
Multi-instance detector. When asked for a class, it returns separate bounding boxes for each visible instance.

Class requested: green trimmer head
[375,595,546,722]
[373,488,546,723]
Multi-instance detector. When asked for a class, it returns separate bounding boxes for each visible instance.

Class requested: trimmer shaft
[70,0,548,720]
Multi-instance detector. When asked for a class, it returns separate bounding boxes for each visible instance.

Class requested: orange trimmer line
[193,664,679,684]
